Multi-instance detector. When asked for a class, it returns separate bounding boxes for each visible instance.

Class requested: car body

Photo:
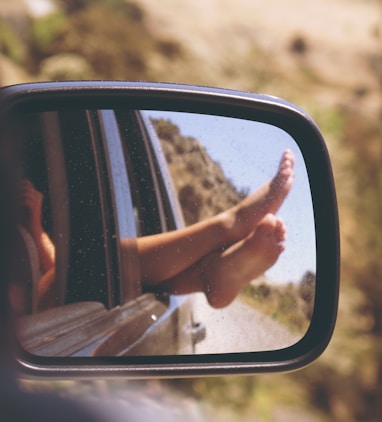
[15,107,205,357]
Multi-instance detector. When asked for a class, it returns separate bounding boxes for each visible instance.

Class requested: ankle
[216,208,242,244]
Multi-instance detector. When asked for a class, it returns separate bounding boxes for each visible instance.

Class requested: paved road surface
[191,293,300,354]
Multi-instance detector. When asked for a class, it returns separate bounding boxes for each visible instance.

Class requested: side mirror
[0,81,339,378]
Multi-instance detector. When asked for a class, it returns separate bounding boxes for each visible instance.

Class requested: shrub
[0,21,26,64]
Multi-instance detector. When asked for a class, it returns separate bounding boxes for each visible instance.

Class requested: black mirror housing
[0,81,340,378]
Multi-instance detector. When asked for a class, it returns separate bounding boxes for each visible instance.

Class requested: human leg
[218,148,294,243]
[158,214,286,309]
[134,149,293,285]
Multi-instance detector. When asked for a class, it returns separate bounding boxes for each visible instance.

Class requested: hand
[18,179,44,236]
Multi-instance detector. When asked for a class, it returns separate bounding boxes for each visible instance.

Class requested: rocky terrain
[153,118,243,224]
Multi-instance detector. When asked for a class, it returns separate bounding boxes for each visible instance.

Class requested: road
[191,293,300,354]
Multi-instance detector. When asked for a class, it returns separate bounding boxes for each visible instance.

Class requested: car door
[17,108,197,357]
[92,108,198,356]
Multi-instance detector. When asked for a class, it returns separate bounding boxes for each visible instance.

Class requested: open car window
[15,110,110,312]
[15,108,193,357]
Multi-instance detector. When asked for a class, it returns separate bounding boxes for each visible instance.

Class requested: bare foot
[203,214,286,309]
[220,149,294,244]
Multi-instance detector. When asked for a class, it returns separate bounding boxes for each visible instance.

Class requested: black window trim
[39,111,70,308]
[135,111,182,232]
[96,109,142,304]
[85,110,120,308]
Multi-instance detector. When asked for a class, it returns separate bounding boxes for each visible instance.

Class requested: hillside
[135,0,380,110]
[152,118,243,224]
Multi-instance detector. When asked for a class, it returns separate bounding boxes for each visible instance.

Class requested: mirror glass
[12,108,316,357]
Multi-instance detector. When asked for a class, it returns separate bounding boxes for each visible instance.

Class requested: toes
[259,215,286,243]
[280,158,294,174]
[275,218,286,242]
[277,151,295,184]
[279,149,295,173]
[278,243,286,253]
[257,213,277,235]
[283,149,294,164]
[275,224,286,245]
[273,218,286,254]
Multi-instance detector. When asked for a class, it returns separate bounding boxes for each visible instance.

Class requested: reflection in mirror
[13,109,315,357]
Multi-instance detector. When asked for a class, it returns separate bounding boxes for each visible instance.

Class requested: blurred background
[1,0,380,420]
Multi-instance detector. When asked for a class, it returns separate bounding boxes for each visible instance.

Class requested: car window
[15,107,195,358]
[17,110,112,312]
[115,109,164,237]
[16,108,174,312]
[59,110,111,307]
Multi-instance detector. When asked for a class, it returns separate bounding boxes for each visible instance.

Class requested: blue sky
[145,110,316,284]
